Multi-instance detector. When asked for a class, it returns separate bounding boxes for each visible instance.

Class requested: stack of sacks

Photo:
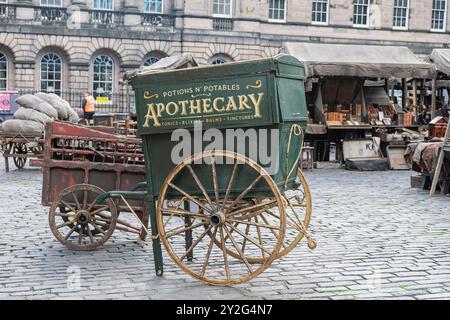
[0,93,79,136]
[35,92,80,123]
[0,94,56,135]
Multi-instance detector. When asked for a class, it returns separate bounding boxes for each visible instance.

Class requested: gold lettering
[156,103,165,117]
[179,100,188,115]
[166,102,179,116]
[248,93,264,118]
[213,97,225,112]
[143,103,161,127]
[238,95,252,110]
[226,96,238,111]
[189,99,202,114]
[202,98,213,113]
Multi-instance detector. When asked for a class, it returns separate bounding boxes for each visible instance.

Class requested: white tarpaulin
[430,49,450,75]
[283,43,437,79]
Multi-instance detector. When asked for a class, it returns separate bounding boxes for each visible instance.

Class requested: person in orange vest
[82,92,96,121]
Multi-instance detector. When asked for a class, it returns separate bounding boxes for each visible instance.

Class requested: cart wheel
[13,143,27,169]
[157,150,286,286]
[49,184,118,251]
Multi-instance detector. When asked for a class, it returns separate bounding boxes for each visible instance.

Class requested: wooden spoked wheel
[277,169,313,258]
[49,184,118,251]
[13,143,27,169]
[157,150,286,286]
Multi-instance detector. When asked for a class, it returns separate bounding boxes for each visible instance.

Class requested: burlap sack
[68,108,80,123]
[13,107,52,125]
[0,119,45,135]
[48,93,73,119]
[73,108,84,119]
[16,94,58,119]
[34,92,73,120]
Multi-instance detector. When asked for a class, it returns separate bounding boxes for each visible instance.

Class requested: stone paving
[0,157,449,300]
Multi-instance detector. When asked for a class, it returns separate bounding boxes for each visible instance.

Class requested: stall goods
[43,54,316,286]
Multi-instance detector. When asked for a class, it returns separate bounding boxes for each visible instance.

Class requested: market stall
[282,42,437,167]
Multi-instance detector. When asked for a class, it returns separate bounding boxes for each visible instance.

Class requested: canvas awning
[282,43,437,79]
[429,49,450,75]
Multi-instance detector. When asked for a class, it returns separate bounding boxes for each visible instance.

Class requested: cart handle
[284,123,304,188]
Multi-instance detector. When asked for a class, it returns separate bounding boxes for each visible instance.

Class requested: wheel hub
[76,210,91,225]
[210,211,226,226]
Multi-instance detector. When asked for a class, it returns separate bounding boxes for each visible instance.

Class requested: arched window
[210,54,232,65]
[143,56,160,66]
[92,55,114,99]
[0,52,7,90]
[40,53,62,94]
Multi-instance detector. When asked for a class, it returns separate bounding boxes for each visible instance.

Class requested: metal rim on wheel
[13,143,27,169]
[157,150,286,286]
[49,184,118,251]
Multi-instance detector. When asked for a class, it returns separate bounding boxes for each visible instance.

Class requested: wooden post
[361,84,367,122]
[412,79,417,107]
[431,79,437,119]
[402,78,408,108]
[430,119,450,197]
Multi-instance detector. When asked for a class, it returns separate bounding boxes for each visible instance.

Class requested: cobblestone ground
[0,157,449,300]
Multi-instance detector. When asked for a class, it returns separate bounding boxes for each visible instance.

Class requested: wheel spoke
[168,183,213,214]
[219,225,231,281]
[225,175,263,213]
[223,224,253,273]
[228,223,271,255]
[89,221,106,235]
[255,216,266,259]
[87,225,95,243]
[259,213,287,249]
[64,225,77,240]
[211,157,220,205]
[227,200,277,217]
[60,200,77,213]
[226,218,280,230]
[72,193,82,210]
[90,205,110,216]
[165,221,205,239]
[186,164,214,209]
[221,160,238,211]
[78,225,84,244]
[162,208,209,221]
[179,225,212,261]
[201,226,218,276]
[56,219,77,229]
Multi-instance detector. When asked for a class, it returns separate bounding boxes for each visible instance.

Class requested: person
[82,92,95,122]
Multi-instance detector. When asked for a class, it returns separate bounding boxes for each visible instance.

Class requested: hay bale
[13,107,52,125]
[0,119,44,136]
[16,94,58,119]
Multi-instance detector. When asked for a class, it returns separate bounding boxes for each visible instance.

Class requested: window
[143,56,160,66]
[393,0,409,29]
[0,52,7,90]
[144,0,163,14]
[93,0,113,10]
[0,0,8,19]
[213,0,232,17]
[93,55,114,99]
[210,54,232,65]
[312,0,329,24]
[269,0,286,22]
[432,0,448,31]
[40,53,62,94]
[353,0,370,27]
[40,0,62,6]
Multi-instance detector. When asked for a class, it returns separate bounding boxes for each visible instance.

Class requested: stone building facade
[0,0,450,104]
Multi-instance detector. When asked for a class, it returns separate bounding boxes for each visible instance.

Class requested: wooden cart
[0,133,44,172]
[45,55,316,286]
